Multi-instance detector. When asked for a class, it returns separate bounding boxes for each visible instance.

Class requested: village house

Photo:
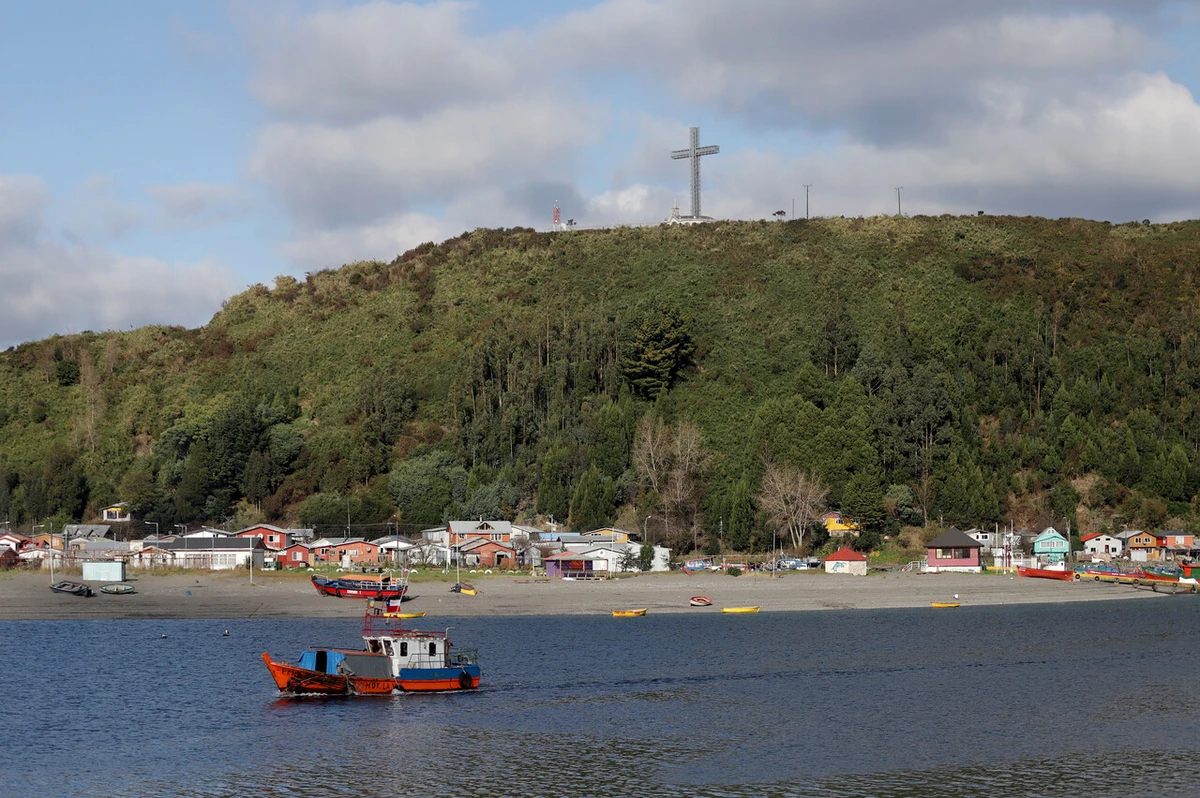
[543,551,602,579]
[1032,527,1070,563]
[455,537,516,569]
[820,511,861,538]
[1081,533,1123,558]
[279,542,315,569]
[924,527,984,573]
[144,536,266,570]
[1156,530,1197,560]
[1117,530,1159,561]
[823,546,868,575]
[310,537,381,568]
[100,502,131,523]
[234,523,313,552]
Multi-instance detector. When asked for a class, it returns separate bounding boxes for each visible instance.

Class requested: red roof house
[823,546,868,576]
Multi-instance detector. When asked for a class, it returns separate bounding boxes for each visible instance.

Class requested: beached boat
[311,572,408,600]
[612,608,647,617]
[98,583,136,595]
[1016,565,1075,582]
[1180,562,1198,587]
[931,601,961,608]
[450,582,477,596]
[721,606,760,614]
[385,611,425,618]
[262,606,480,696]
[689,595,712,607]
[50,580,92,597]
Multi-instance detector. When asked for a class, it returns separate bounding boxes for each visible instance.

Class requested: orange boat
[262,606,480,695]
[1016,565,1074,582]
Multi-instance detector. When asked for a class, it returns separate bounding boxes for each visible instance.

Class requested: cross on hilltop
[670,126,719,220]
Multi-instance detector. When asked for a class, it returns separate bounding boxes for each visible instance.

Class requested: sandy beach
[0,567,1175,621]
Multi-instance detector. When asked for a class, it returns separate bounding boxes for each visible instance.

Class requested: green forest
[4,214,1200,557]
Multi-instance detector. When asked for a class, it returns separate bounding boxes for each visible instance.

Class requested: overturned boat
[262,605,480,696]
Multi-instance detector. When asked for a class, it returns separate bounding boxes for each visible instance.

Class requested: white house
[1081,533,1123,557]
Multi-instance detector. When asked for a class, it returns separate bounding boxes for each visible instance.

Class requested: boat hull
[1016,566,1074,582]
[98,583,136,594]
[931,602,961,608]
[722,606,760,614]
[612,608,647,617]
[50,581,92,597]
[261,653,481,695]
[689,596,712,607]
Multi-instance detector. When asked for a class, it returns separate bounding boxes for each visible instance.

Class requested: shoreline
[0,568,1173,621]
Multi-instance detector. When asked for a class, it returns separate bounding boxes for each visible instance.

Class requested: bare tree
[667,420,710,552]
[757,461,828,552]
[914,472,934,527]
[632,414,672,497]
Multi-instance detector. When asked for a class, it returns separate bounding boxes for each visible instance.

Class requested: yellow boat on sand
[721,606,760,614]
[612,608,648,617]
[931,602,961,608]
[384,611,427,618]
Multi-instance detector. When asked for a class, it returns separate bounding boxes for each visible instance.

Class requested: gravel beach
[0,567,1169,621]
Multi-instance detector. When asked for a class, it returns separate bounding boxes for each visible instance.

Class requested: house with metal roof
[924,527,984,573]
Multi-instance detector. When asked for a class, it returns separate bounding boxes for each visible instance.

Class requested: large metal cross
[670,126,719,218]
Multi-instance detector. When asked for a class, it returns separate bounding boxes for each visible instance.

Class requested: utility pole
[803,184,812,219]
[895,186,904,216]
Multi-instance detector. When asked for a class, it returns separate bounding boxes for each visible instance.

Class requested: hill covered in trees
[4,214,1200,555]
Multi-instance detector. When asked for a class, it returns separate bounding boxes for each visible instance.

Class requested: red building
[456,538,516,569]
[924,528,984,573]
[235,524,310,552]
[280,543,314,569]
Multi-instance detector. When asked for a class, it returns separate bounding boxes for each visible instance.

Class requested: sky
[2,0,1200,349]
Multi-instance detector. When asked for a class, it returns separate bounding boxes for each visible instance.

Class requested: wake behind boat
[262,604,480,696]
[311,571,408,600]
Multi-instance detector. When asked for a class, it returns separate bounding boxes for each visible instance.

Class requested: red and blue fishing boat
[311,571,408,600]
[262,602,481,696]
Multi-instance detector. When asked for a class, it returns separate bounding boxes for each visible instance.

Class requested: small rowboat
[99,583,136,595]
[931,601,960,608]
[450,582,477,596]
[721,606,760,614]
[689,595,712,607]
[50,580,92,597]
[612,608,647,617]
[383,611,425,618]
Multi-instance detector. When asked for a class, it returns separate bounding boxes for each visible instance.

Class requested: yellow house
[1125,530,1161,561]
[584,527,630,543]
[820,512,860,538]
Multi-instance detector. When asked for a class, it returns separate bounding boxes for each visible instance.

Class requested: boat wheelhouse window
[428,642,437,657]
[383,640,394,656]
[400,642,408,657]
[367,640,381,653]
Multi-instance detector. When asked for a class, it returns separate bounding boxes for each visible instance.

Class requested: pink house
[280,543,314,569]
[924,528,984,573]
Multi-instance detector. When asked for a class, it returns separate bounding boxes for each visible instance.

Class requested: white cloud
[147,182,245,228]
[238,0,1200,268]
[0,174,238,349]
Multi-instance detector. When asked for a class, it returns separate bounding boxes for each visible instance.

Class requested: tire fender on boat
[459,670,472,689]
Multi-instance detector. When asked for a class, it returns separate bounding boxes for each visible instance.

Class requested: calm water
[3,599,1197,797]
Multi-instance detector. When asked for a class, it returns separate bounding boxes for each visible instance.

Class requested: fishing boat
[721,606,760,614]
[98,583,136,595]
[262,605,481,696]
[689,595,712,607]
[1180,561,1198,587]
[611,608,647,617]
[931,601,961,608]
[1016,565,1075,582]
[311,572,408,600]
[49,580,92,597]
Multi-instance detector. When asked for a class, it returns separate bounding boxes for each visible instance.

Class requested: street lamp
[145,521,158,540]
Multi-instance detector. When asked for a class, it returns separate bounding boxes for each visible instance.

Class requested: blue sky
[2,0,1199,349]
